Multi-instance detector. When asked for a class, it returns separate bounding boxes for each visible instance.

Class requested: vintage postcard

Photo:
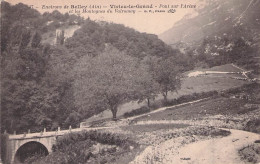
[1,0,260,163]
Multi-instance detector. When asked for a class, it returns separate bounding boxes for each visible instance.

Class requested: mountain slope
[159,0,260,46]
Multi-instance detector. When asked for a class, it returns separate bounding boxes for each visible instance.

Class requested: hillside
[159,0,260,46]
[1,2,183,134]
[159,0,260,73]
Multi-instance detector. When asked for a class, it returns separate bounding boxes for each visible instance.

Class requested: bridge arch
[14,141,49,163]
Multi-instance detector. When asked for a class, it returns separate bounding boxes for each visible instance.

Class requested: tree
[19,29,31,50]
[153,57,182,103]
[56,30,65,45]
[31,31,42,48]
[138,56,160,109]
[73,46,144,120]
[0,46,61,133]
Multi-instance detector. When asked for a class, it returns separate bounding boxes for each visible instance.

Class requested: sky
[6,0,201,34]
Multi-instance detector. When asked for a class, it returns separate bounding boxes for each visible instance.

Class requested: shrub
[165,91,218,106]
[53,130,137,151]
[244,119,260,134]
[239,143,260,163]
[37,131,138,164]
[223,83,259,97]
[32,151,68,164]
[24,152,48,164]
[124,106,150,118]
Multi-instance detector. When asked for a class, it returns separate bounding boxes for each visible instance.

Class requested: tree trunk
[163,91,168,103]
[147,98,151,110]
[111,106,118,121]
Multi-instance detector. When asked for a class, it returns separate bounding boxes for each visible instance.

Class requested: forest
[1,2,194,134]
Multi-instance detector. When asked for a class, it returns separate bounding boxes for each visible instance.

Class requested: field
[134,97,248,121]
[187,64,245,73]
[86,64,249,123]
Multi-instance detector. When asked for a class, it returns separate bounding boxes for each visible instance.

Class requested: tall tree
[138,56,160,109]
[73,46,144,120]
[153,57,182,102]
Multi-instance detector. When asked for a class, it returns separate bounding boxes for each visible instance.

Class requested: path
[164,129,259,164]
[130,129,259,164]
[127,98,209,121]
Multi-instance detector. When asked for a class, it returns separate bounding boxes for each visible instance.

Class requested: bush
[244,119,260,134]
[24,152,48,164]
[222,83,259,97]
[165,91,218,106]
[239,143,260,163]
[124,106,150,118]
[53,130,137,151]
[32,151,68,164]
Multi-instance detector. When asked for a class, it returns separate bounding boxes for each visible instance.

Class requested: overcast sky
[6,0,201,34]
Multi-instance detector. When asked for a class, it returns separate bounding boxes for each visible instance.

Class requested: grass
[204,64,244,72]
[185,64,245,74]
[86,76,247,123]
[121,124,189,133]
[134,97,248,122]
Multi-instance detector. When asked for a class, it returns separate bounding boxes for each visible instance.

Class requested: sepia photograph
[1,0,260,163]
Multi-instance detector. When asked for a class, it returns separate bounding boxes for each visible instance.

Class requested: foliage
[73,46,151,119]
[244,119,260,134]
[53,130,136,150]
[31,31,42,48]
[153,57,183,102]
[124,106,150,118]
[1,1,189,133]
[124,90,219,118]
[65,19,173,59]
[0,46,59,133]
[220,83,260,103]
[193,34,259,73]
[1,2,84,133]
[239,143,260,163]
[138,56,161,108]
[165,91,218,106]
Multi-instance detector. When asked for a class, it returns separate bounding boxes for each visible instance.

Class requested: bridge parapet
[8,127,83,140]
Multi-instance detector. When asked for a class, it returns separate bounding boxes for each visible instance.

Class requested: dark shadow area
[14,141,48,163]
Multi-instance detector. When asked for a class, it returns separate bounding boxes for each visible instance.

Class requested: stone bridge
[3,125,109,164]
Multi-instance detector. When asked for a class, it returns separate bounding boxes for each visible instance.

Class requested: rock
[180,157,191,160]
[232,139,239,142]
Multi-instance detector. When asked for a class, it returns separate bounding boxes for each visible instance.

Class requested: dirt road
[131,129,260,164]
[168,129,259,164]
